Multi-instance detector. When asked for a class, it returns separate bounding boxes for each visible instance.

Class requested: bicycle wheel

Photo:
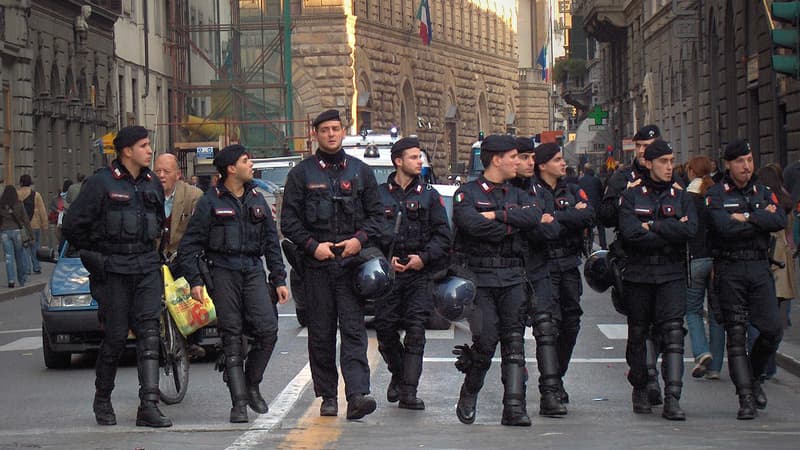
[159,312,189,404]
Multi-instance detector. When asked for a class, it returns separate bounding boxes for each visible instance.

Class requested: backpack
[23,191,35,220]
[48,195,64,225]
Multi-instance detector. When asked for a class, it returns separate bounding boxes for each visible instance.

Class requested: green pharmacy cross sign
[588,105,608,125]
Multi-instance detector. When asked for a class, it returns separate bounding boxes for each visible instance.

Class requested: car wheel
[42,327,71,369]
[290,269,307,327]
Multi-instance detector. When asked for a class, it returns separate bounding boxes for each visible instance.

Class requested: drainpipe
[283,0,293,152]
[142,0,150,99]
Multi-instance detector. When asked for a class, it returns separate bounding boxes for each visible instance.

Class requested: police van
[342,128,435,185]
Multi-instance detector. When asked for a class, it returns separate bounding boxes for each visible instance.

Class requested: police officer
[375,137,452,410]
[62,126,172,428]
[451,135,542,426]
[178,144,289,423]
[598,124,667,406]
[280,109,384,420]
[511,137,566,416]
[705,139,787,419]
[618,140,697,420]
[534,143,594,413]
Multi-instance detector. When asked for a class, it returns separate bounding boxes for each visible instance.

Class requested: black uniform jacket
[619,176,697,283]
[541,177,595,271]
[453,176,542,287]
[62,159,164,274]
[378,173,452,268]
[178,181,286,287]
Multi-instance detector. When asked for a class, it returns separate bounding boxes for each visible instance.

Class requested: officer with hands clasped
[452,134,543,427]
[178,144,289,423]
[535,143,595,413]
[599,124,670,406]
[705,139,787,419]
[618,140,697,420]
[375,137,452,410]
[62,125,172,428]
[280,109,384,420]
[510,137,566,416]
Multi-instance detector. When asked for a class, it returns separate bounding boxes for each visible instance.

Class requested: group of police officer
[65,111,784,428]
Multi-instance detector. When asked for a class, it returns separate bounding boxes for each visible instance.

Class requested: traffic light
[772,1,800,79]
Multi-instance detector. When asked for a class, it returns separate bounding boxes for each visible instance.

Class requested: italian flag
[416,0,432,45]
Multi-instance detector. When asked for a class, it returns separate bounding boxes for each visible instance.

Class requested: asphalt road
[1,277,799,449]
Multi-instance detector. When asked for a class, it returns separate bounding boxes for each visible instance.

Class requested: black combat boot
[501,364,531,426]
[456,384,479,424]
[227,364,250,423]
[632,388,652,414]
[534,316,567,416]
[93,391,116,426]
[752,379,767,410]
[320,397,338,416]
[727,324,757,420]
[387,375,401,403]
[135,336,172,428]
[398,330,426,410]
[645,338,662,406]
[247,385,268,414]
[660,320,686,421]
[346,394,377,420]
[737,394,757,420]
[378,331,405,403]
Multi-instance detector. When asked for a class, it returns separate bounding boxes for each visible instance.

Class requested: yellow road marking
[278,336,381,449]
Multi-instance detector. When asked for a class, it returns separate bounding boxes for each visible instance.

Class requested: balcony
[576,0,627,42]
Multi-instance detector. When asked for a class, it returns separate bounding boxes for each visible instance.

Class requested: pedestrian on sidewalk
[705,139,787,420]
[618,141,697,420]
[17,174,48,275]
[0,185,34,288]
[684,156,726,380]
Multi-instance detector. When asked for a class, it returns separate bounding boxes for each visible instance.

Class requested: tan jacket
[16,186,49,230]
[163,180,203,258]
[771,213,797,301]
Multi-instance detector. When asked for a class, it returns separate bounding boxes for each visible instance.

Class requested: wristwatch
[647,220,655,227]
[743,212,750,221]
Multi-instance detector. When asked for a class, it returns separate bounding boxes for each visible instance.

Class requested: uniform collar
[387,172,423,194]
[315,149,347,169]
[214,180,257,199]
[110,159,154,182]
[722,172,757,194]
[477,176,508,193]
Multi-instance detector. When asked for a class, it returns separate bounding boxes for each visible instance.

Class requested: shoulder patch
[771,192,779,204]
[578,189,588,201]
[455,192,464,203]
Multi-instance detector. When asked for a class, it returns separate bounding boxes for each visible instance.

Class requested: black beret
[724,139,751,161]
[633,124,661,141]
[113,125,148,151]
[644,140,673,161]
[214,144,248,175]
[534,143,561,165]
[515,137,535,154]
[390,137,420,160]
[480,135,517,153]
[312,109,341,128]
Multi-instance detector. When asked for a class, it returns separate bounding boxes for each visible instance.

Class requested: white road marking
[422,357,695,363]
[297,326,456,339]
[597,324,629,340]
[225,363,313,450]
[0,328,39,335]
[0,337,41,352]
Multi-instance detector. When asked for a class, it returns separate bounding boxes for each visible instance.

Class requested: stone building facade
[292,0,522,175]
[579,0,800,166]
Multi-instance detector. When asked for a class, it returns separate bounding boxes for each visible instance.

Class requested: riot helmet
[353,256,394,299]
[583,249,614,293]
[433,276,477,321]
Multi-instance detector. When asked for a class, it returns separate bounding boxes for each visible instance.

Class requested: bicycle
[158,285,190,405]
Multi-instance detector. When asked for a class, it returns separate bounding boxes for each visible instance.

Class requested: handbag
[162,265,216,337]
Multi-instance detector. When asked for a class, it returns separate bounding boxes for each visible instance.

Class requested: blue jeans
[1,229,27,286]
[685,257,725,371]
[24,229,41,273]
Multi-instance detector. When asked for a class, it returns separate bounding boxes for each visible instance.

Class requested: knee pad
[660,319,685,355]
[222,334,245,366]
[136,320,161,361]
[501,332,525,367]
[725,323,748,357]
[532,314,558,345]
[403,326,426,356]
[250,332,277,352]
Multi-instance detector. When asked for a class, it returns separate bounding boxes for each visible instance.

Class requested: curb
[776,351,800,379]
[0,281,46,302]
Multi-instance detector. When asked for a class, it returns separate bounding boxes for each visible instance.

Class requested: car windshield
[370,166,395,184]
[468,147,483,180]
[259,167,293,188]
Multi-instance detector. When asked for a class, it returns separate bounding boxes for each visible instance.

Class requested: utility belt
[207,249,262,258]
[713,249,768,261]
[546,246,580,260]
[467,256,524,268]
[626,252,684,265]
[99,242,154,255]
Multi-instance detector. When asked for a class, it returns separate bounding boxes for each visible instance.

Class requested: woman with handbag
[0,185,34,288]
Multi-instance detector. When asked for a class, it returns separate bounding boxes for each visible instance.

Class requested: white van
[342,130,435,184]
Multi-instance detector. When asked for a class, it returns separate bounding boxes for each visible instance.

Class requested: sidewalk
[776,300,800,378]
[0,261,54,302]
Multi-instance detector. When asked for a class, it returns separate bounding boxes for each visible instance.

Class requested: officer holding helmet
[618,140,696,420]
[375,136,452,410]
[280,109,384,420]
[62,125,172,428]
[511,137,567,416]
[706,139,786,420]
[451,135,542,427]
[179,144,289,423]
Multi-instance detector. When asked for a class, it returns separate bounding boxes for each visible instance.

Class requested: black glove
[453,343,474,374]
[79,250,107,283]
[268,282,279,305]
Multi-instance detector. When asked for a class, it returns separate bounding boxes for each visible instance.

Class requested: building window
[131,77,138,121]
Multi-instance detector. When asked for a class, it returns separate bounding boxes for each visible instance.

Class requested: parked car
[40,243,220,369]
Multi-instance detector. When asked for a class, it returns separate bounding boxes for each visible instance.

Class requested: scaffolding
[164,0,303,165]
